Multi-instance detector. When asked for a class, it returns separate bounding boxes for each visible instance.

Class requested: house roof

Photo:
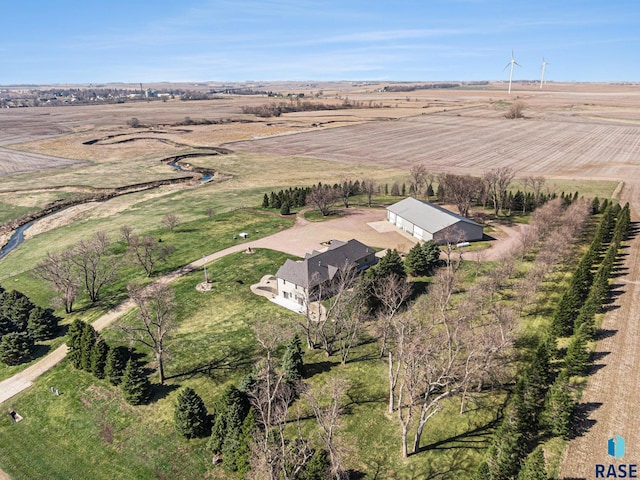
[276,239,373,288]
[386,197,481,233]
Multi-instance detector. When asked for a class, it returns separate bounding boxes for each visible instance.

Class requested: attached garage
[386,197,483,244]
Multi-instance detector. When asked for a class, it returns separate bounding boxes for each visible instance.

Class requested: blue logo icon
[608,435,626,459]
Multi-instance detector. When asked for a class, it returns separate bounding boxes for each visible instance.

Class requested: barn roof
[387,197,481,233]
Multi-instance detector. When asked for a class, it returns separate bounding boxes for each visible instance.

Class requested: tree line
[265,167,572,222]
[475,200,631,480]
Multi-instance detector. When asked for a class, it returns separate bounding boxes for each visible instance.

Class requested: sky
[1,0,639,84]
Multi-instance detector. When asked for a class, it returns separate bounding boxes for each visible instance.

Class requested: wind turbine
[540,57,550,89]
[503,50,521,94]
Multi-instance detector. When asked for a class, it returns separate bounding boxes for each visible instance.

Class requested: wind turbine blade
[503,63,511,71]
[514,61,521,67]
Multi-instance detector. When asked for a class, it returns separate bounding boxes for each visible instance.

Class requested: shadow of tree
[570,401,601,439]
[149,382,179,403]
[415,416,501,454]
[594,329,617,340]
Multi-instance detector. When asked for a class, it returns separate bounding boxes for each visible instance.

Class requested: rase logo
[596,435,638,478]
[610,436,626,460]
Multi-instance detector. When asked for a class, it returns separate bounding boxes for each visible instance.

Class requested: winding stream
[0,220,34,260]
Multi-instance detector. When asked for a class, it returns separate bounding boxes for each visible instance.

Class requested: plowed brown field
[226,108,640,179]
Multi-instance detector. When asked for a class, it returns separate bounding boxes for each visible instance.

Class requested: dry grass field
[2,81,640,479]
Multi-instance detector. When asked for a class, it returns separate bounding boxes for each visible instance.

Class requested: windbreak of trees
[476,200,631,480]
[242,99,380,118]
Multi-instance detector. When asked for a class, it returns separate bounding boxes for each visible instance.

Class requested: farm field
[226,106,640,180]
[1,82,640,479]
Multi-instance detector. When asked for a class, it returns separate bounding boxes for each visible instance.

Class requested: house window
[283,291,290,299]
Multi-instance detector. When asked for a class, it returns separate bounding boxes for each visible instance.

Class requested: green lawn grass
[0,249,503,479]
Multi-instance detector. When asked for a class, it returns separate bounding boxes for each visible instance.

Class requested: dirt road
[558,177,640,478]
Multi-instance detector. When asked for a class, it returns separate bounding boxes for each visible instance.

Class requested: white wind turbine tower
[503,50,521,94]
[540,57,550,89]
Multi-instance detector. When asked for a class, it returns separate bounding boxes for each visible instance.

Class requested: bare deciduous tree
[339,179,354,208]
[307,184,339,216]
[409,164,428,198]
[483,167,515,216]
[248,324,311,480]
[361,178,375,207]
[34,250,79,313]
[122,282,176,384]
[120,225,134,246]
[128,235,174,277]
[440,173,482,217]
[372,273,412,358]
[73,232,119,303]
[305,376,351,480]
[163,213,181,232]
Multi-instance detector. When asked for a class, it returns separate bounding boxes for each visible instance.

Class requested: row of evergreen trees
[475,200,630,479]
[0,286,60,365]
[262,187,312,210]
[67,319,151,405]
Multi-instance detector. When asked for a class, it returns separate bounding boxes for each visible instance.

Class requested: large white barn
[386,197,483,244]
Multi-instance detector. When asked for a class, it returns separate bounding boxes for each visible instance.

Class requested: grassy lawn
[0,210,294,381]
[0,249,502,479]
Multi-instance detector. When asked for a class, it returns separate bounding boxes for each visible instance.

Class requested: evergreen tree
[390,182,400,196]
[280,201,291,215]
[233,409,256,477]
[564,327,590,376]
[281,334,304,381]
[174,387,210,438]
[1,290,34,332]
[518,447,547,480]
[372,249,406,279]
[121,359,151,405]
[0,314,16,337]
[542,372,575,438]
[27,306,59,340]
[208,385,250,454]
[221,401,244,471]
[80,321,97,371]
[486,408,526,480]
[90,338,109,379]
[551,287,581,337]
[401,183,406,196]
[66,319,85,369]
[262,193,269,208]
[0,332,34,365]
[404,240,440,276]
[426,183,434,198]
[105,346,128,385]
[591,197,600,214]
[384,184,388,195]
[299,448,332,480]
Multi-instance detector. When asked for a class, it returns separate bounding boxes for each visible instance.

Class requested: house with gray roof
[386,197,483,244]
[275,239,377,308]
